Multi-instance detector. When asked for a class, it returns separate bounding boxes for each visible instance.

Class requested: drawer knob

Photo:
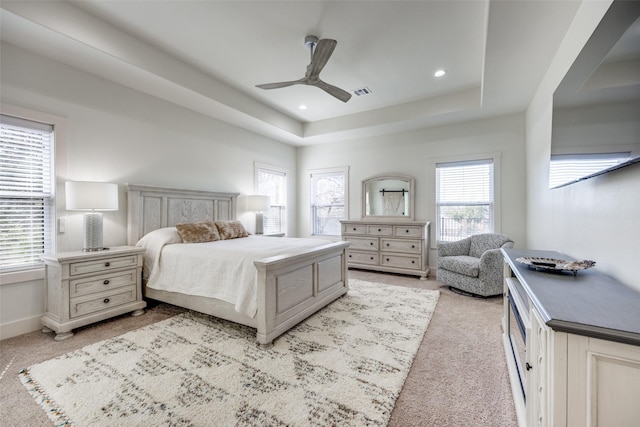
[349,255,352,258]
[386,258,390,261]
[378,228,381,232]
[352,227,356,231]
[386,243,389,246]
[370,257,374,260]
[412,260,415,264]
[412,245,415,248]
[405,229,409,233]
[103,298,110,304]
[105,262,111,267]
[103,280,110,285]
[370,242,374,246]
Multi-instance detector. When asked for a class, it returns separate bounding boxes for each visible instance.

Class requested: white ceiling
[0,0,583,146]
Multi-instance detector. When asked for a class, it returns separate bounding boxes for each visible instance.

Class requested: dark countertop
[502,248,640,346]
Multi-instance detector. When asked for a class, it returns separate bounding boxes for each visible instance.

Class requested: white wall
[296,113,527,263]
[0,43,297,338]
[526,0,640,292]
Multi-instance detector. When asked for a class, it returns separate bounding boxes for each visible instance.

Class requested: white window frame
[309,166,349,237]
[254,162,288,235]
[1,105,64,285]
[433,152,501,245]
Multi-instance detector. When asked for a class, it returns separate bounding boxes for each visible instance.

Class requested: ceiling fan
[256,35,352,103]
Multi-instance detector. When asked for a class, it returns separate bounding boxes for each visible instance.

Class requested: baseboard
[0,315,42,340]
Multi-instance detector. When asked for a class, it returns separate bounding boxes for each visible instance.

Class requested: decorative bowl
[516,257,596,276]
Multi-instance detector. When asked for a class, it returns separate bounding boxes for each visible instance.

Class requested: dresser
[41,246,146,341]
[341,220,430,279]
[502,248,640,427]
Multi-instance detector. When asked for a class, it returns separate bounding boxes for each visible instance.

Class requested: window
[255,163,287,235]
[310,167,348,236]
[1,114,55,272]
[436,158,495,242]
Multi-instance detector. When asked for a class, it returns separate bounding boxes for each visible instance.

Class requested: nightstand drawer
[381,238,422,254]
[70,270,138,297]
[347,251,379,265]
[346,236,379,250]
[394,225,423,238]
[381,254,421,270]
[70,255,139,276]
[70,285,137,318]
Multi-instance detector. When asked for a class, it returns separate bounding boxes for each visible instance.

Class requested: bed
[126,184,350,347]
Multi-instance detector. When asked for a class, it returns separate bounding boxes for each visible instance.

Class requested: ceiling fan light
[434,69,446,78]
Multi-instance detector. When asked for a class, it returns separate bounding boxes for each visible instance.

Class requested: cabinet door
[567,335,640,427]
[528,308,548,427]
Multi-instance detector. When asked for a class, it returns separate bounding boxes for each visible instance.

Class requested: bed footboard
[253,240,350,347]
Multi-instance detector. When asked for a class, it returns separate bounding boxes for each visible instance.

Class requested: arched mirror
[362,174,415,220]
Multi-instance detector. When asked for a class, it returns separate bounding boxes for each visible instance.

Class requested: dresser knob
[370,257,374,260]
[412,245,415,248]
[370,242,374,246]
[386,243,389,246]
[105,262,110,267]
[352,227,356,231]
[405,229,409,233]
[103,298,110,304]
[103,280,110,285]
[412,260,415,264]
[349,255,352,258]
[386,258,390,261]
[378,228,381,232]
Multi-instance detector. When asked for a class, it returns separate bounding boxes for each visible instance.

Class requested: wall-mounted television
[550,0,640,189]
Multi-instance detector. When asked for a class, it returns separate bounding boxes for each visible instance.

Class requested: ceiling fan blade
[307,39,337,79]
[256,79,305,90]
[313,79,352,103]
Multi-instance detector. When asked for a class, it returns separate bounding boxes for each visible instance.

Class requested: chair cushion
[439,255,480,277]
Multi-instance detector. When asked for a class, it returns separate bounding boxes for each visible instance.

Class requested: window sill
[0,267,45,286]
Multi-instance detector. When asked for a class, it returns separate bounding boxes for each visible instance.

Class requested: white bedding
[137,232,335,318]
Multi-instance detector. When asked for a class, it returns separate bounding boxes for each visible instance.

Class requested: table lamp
[65,181,119,251]
[245,195,271,235]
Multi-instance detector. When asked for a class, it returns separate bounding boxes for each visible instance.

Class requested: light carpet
[19,279,439,426]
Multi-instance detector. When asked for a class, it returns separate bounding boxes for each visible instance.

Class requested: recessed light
[434,69,446,78]
[299,105,307,110]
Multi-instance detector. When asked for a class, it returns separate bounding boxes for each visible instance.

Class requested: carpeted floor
[0,270,517,426]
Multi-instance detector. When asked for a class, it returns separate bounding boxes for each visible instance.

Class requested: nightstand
[41,246,146,341]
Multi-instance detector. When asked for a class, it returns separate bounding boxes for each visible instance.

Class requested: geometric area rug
[19,279,439,426]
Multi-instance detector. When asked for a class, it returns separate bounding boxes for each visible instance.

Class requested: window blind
[256,167,287,234]
[0,114,54,271]
[436,159,494,241]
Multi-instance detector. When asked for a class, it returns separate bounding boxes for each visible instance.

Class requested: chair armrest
[437,236,472,258]
[478,248,505,283]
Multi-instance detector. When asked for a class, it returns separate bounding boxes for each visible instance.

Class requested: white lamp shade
[66,181,119,211]
[245,195,271,212]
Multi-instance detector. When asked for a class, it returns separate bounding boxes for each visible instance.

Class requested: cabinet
[341,220,429,279]
[502,248,640,427]
[41,246,146,341]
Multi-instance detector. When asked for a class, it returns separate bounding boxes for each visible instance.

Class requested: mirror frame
[362,173,415,220]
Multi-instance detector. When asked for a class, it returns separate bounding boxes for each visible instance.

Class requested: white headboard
[127,184,239,245]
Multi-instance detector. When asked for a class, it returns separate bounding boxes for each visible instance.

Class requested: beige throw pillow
[214,220,249,239]
[175,221,220,243]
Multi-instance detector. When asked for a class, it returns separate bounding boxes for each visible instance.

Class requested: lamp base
[255,212,264,235]
[83,212,109,251]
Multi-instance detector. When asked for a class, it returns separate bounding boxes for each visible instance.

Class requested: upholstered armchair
[436,233,514,297]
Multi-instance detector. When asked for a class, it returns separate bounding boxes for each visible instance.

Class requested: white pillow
[136,227,183,248]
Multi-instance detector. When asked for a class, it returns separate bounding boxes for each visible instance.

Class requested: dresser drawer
[342,224,367,235]
[346,236,379,251]
[394,225,423,238]
[69,255,139,276]
[381,238,422,254]
[381,254,421,270]
[367,225,393,236]
[70,270,138,297]
[347,251,379,265]
[70,285,138,318]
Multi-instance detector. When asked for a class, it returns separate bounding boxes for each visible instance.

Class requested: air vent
[352,87,372,96]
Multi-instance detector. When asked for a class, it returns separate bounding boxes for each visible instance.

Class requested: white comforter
[138,233,334,318]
